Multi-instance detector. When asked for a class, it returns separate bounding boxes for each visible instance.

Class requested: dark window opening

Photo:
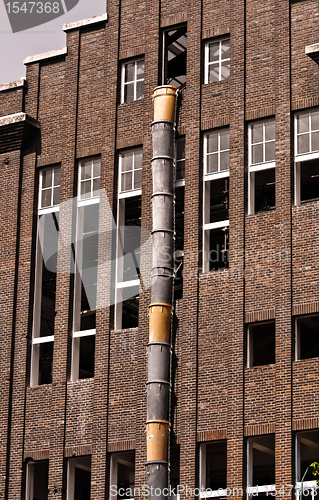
[255,168,275,213]
[80,204,99,331]
[298,430,319,482]
[79,335,95,379]
[122,286,139,329]
[176,137,185,181]
[38,341,53,385]
[209,178,229,223]
[300,160,319,203]
[123,196,141,283]
[111,451,135,500]
[163,26,187,88]
[251,435,275,487]
[206,441,227,491]
[249,321,275,367]
[174,186,184,299]
[28,460,49,500]
[209,228,229,271]
[296,315,319,360]
[170,446,180,492]
[39,212,59,338]
[74,462,91,500]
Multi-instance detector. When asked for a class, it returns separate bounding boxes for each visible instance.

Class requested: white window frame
[121,58,144,104]
[79,157,101,201]
[246,438,276,499]
[199,443,228,499]
[71,158,100,381]
[31,167,60,387]
[67,456,91,500]
[119,148,143,197]
[115,150,142,330]
[294,110,319,205]
[203,129,229,274]
[38,165,61,210]
[204,37,230,84]
[248,119,276,215]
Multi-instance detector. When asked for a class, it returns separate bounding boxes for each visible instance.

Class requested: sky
[0,0,106,85]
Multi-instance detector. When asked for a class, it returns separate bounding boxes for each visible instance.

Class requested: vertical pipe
[146,86,177,500]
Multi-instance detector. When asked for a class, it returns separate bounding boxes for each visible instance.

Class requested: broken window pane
[121,286,139,329]
[209,227,229,271]
[68,456,91,499]
[39,212,59,338]
[79,335,95,379]
[248,321,275,367]
[209,178,229,223]
[79,203,99,331]
[300,159,319,203]
[163,26,187,88]
[296,315,319,360]
[38,341,54,385]
[254,168,275,212]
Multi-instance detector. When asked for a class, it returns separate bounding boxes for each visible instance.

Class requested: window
[295,109,319,205]
[175,136,185,299]
[110,451,135,500]
[115,149,142,330]
[67,456,91,500]
[205,38,230,84]
[295,314,319,360]
[203,128,229,273]
[31,166,61,386]
[162,25,187,88]
[248,119,275,214]
[71,157,100,381]
[247,321,275,367]
[121,58,144,103]
[296,430,319,500]
[199,441,227,498]
[247,435,275,498]
[26,460,49,500]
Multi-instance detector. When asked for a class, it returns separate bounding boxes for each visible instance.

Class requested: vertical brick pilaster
[228,0,246,497]
[47,30,79,500]
[275,0,293,496]
[179,0,202,496]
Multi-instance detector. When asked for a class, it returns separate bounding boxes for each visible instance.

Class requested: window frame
[294,110,319,205]
[248,118,276,215]
[199,441,227,499]
[31,166,61,387]
[121,57,145,104]
[295,432,319,500]
[246,436,276,498]
[204,37,230,85]
[203,128,230,273]
[71,157,100,381]
[26,460,49,500]
[115,149,142,330]
[247,320,276,368]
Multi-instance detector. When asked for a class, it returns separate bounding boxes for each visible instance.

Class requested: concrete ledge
[305,43,319,64]
[63,13,108,32]
[0,112,40,129]
[23,47,67,65]
[0,78,26,92]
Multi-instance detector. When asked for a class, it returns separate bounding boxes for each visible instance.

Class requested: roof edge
[23,47,67,65]
[63,13,108,32]
[0,78,26,93]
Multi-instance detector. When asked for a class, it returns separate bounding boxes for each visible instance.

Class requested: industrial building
[1,0,319,498]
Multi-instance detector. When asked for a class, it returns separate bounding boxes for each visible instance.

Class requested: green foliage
[310,462,319,486]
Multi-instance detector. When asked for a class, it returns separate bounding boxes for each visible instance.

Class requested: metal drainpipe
[146,85,178,500]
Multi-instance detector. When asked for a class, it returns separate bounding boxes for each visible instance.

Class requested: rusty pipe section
[146,86,177,500]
